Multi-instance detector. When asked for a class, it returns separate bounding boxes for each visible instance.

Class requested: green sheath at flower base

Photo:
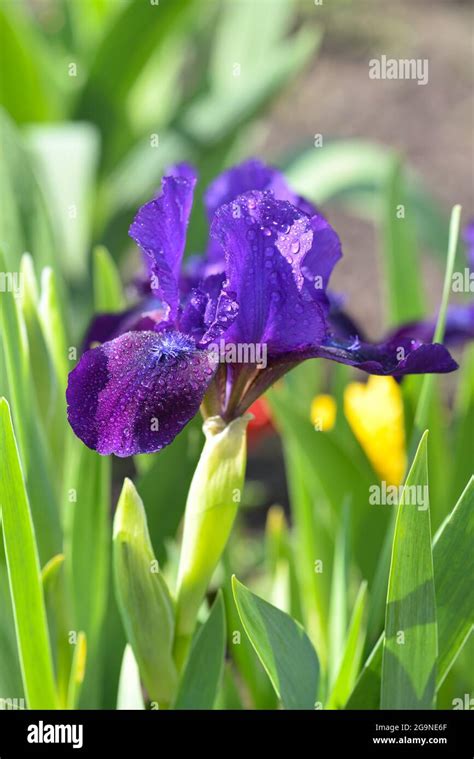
[174,414,252,669]
[113,478,178,707]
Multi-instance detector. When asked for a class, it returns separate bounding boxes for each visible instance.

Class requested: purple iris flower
[66,159,457,457]
[463,218,474,270]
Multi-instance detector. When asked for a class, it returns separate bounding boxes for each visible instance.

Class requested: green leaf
[0,398,58,709]
[93,245,126,312]
[0,109,59,274]
[26,123,100,281]
[38,266,69,389]
[117,645,145,710]
[113,478,178,708]
[75,0,197,166]
[222,570,277,710]
[0,251,62,563]
[232,576,319,709]
[63,435,110,707]
[328,501,351,686]
[413,205,462,437]
[0,537,23,700]
[381,431,437,709]
[348,477,474,708]
[380,158,424,326]
[327,581,368,709]
[42,554,74,709]
[0,4,60,123]
[434,477,474,684]
[174,592,226,710]
[182,0,318,148]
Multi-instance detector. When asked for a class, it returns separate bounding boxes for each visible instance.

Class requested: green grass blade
[93,245,125,312]
[434,476,474,684]
[26,123,100,281]
[380,158,424,326]
[38,267,69,388]
[232,576,319,710]
[75,0,197,166]
[174,592,226,710]
[328,500,351,687]
[413,205,462,436]
[0,256,61,562]
[0,398,58,709]
[327,581,368,709]
[381,431,437,709]
[41,554,74,709]
[64,436,110,707]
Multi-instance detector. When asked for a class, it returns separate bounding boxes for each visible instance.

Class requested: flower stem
[173,414,251,670]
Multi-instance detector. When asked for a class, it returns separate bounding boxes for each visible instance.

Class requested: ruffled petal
[67,330,216,457]
[211,191,341,354]
[204,158,320,271]
[179,273,239,346]
[128,163,197,319]
[204,158,318,219]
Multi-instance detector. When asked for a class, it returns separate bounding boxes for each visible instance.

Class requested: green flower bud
[174,414,251,669]
[113,478,178,707]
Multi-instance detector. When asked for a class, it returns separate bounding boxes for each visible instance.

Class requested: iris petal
[180,273,239,346]
[204,158,318,219]
[203,158,320,270]
[129,163,197,319]
[67,330,216,457]
[315,335,458,376]
[211,191,341,354]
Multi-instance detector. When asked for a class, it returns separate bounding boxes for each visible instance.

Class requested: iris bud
[174,414,251,669]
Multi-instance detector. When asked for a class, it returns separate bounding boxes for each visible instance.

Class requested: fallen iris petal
[66,330,216,457]
[128,163,197,320]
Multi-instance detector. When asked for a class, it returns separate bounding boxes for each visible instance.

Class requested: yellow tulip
[310,394,337,431]
[344,376,406,486]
